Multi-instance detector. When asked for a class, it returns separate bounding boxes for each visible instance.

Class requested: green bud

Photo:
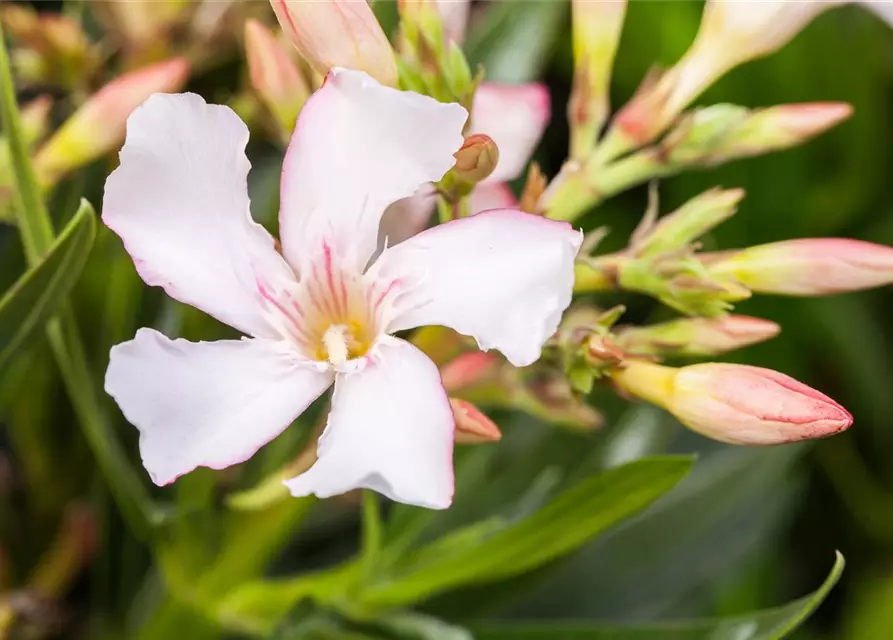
[634,187,744,258]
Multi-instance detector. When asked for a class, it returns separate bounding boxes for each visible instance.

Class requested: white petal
[285,337,454,509]
[469,182,517,215]
[103,93,295,339]
[471,83,550,183]
[379,185,438,246]
[279,68,467,272]
[860,0,893,25]
[106,328,333,486]
[373,210,583,367]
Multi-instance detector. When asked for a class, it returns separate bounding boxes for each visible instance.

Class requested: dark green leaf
[361,456,694,607]
[470,551,843,639]
[0,198,95,371]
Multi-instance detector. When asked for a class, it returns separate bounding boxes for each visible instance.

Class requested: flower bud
[664,102,851,167]
[94,1,190,49]
[244,19,310,139]
[616,315,780,357]
[451,398,502,444]
[612,361,852,445]
[568,0,627,158]
[703,238,893,296]
[441,351,501,393]
[32,58,189,185]
[633,187,745,258]
[271,0,398,87]
[611,0,836,150]
[453,134,500,185]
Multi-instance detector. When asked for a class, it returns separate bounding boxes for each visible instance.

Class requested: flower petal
[285,336,454,509]
[106,328,333,486]
[373,210,583,367]
[279,68,467,272]
[471,83,550,183]
[103,93,295,338]
[378,185,438,246]
[469,182,518,214]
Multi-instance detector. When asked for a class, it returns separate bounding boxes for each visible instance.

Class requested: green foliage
[0,199,95,370]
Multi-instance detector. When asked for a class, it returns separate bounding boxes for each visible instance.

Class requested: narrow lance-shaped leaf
[471,552,844,640]
[0,199,96,371]
[360,456,694,607]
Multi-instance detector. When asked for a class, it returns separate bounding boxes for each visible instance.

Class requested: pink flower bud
[440,351,501,393]
[704,238,893,296]
[613,361,852,445]
[32,58,189,185]
[271,0,398,87]
[453,134,500,185]
[451,398,502,444]
[244,19,310,138]
[616,315,780,357]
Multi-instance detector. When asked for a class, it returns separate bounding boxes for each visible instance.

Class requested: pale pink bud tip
[453,134,500,184]
[271,0,397,87]
[450,398,502,444]
[770,103,853,138]
[708,238,893,296]
[671,363,852,445]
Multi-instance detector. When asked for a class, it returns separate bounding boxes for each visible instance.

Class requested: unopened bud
[568,0,627,158]
[634,187,745,257]
[704,238,893,296]
[94,1,190,49]
[612,360,852,445]
[451,398,502,444]
[244,19,310,139]
[708,102,852,163]
[611,0,836,151]
[32,58,189,185]
[616,315,780,357]
[441,351,501,393]
[453,134,500,185]
[271,0,398,87]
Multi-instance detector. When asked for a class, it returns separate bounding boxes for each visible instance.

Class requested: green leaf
[470,552,844,640]
[0,20,157,538]
[465,0,568,84]
[0,198,95,370]
[360,456,694,607]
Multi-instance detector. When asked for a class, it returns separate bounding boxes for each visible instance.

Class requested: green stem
[545,149,673,223]
[0,22,157,538]
[360,490,382,582]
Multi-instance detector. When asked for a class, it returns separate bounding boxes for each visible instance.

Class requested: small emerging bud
[585,335,625,366]
[633,187,745,258]
[244,19,310,139]
[568,0,627,158]
[451,398,502,444]
[703,238,893,296]
[612,360,852,445]
[453,134,500,185]
[32,58,189,185]
[271,0,398,87]
[615,315,780,357]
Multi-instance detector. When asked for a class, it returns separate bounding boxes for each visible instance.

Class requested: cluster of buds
[575,186,893,313]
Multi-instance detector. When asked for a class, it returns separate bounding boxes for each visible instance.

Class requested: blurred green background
[3,1,893,638]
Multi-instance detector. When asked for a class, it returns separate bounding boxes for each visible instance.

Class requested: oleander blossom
[102,68,582,509]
